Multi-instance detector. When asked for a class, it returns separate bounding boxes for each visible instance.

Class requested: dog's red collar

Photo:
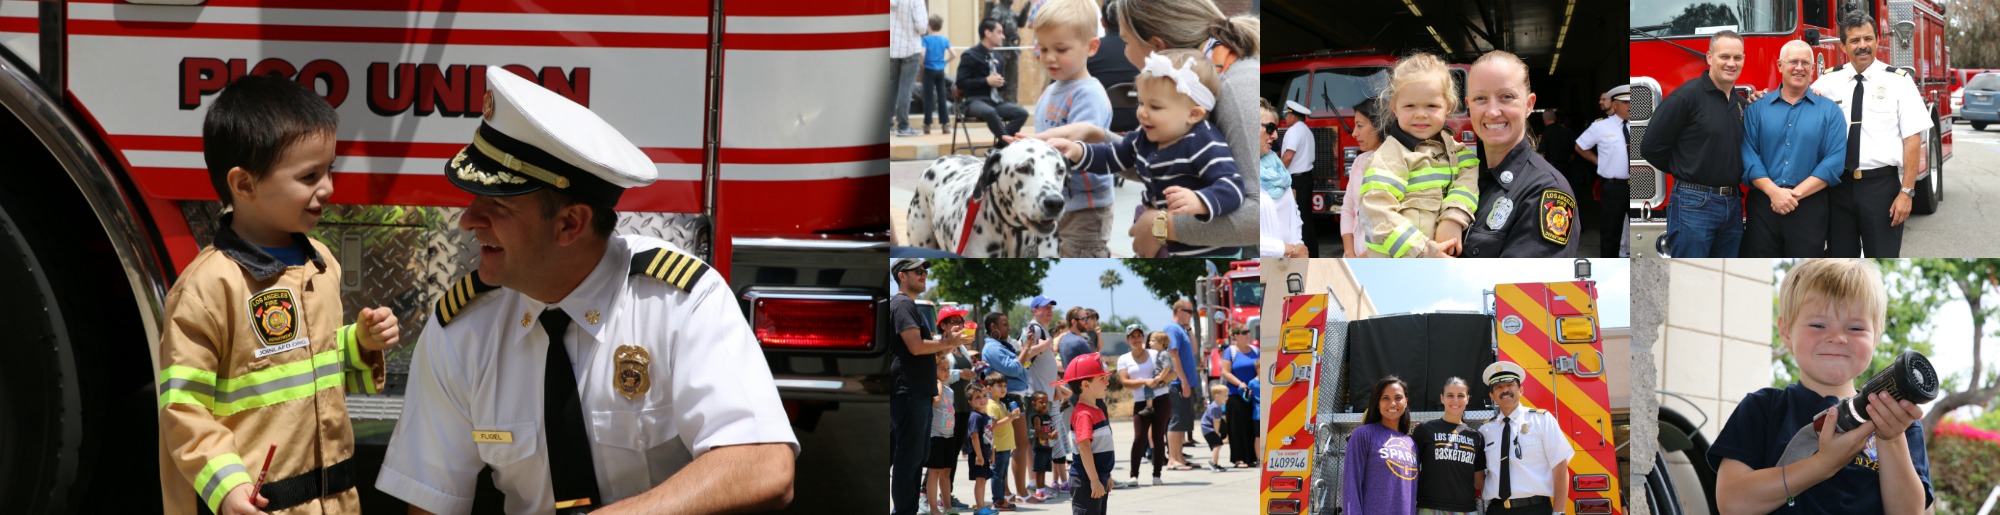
[953,198,982,255]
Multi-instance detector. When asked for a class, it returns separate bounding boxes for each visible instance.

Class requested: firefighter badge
[1539,190,1575,245]
[248,288,298,346]
[614,345,652,400]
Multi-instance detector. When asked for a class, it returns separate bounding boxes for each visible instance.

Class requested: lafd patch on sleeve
[1539,189,1576,245]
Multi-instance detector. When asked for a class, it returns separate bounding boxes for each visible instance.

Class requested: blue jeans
[992,449,1013,503]
[921,67,950,127]
[1666,184,1743,258]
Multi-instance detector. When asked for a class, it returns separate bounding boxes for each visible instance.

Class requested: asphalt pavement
[1902,124,2000,256]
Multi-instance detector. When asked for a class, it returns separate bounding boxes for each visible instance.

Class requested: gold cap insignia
[614,345,652,400]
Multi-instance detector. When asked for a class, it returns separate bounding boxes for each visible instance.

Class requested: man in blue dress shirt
[1741,40,1849,257]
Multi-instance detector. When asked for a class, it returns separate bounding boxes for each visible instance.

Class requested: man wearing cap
[1280,100,1319,257]
[1812,9,1932,258]
[1577,85,1632,258]
[1164,298,1204,469]
[378,71,797,514]
[1641,30,1750,258]
[1018,296,1060,489]
[888,258,971,515]
[1742,40,1848,258]
[1478,361,1574,515]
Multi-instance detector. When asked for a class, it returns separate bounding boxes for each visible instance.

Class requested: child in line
[1135,331,1175,416]
[966,384,998,515]
[1051,49,1245,257]
[1710,259,1933,514]
[928,358,959,515]
[1062,353,1116,515]
[1357,52,1480,258]
[921,15,956,134]
[157,74,402,515]
[1029,392,1057,503]
[1199,383,1229,472]
[1027,0,1115,257]
[982,373,1023,510]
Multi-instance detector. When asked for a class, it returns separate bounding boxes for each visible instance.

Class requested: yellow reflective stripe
[1407,169,1457,190]
[1367,224,1421,258]
[1445,186,1479,208]
[1359,169,1408,201]
[159,365,218,409]
[195,453,250,514]
[339,324,379,395]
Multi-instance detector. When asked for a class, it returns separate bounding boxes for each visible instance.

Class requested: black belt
[196,458,356,515]
[1675,181,1739,197]
[1851,165,1899,180]
[1602,178,1628,183]
[1488,495,1552,510]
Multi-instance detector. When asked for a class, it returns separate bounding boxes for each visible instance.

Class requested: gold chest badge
[614,345,652,400]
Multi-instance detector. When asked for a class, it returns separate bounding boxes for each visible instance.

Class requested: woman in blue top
[1342,375,1418,515]
[1218,324,1260,467]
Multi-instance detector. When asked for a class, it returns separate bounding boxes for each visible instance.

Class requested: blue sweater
[1035,77,1115,213]
[982,338,1032,393]
[1073,121,1244,256]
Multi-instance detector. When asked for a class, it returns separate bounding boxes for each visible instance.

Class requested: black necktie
[541,309,600,512]
[1499,416,1512,500]
[1846,74,1866,172]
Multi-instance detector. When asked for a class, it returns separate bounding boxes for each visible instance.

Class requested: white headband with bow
[1142,52,1215,111]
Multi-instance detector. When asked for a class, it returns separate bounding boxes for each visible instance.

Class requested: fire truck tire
[1913,125,1940,215]
[1657,407,1718,515]
[0,193,87,513]
[1645,451,1686,515]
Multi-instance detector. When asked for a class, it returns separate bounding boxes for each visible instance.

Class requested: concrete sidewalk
[922,417,1255,515]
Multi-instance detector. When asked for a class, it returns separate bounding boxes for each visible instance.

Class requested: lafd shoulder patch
[1539,189,1576,245]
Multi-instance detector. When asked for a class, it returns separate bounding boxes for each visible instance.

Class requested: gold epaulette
[630,248,711,292]
[434,273,498,326]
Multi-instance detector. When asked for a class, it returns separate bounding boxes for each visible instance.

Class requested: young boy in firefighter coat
[156,74,402,515]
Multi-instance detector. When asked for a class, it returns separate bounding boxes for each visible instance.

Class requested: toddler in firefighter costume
[1047,50,1246,257]
[375,71,797,514]
[156,74,402,515]
[1709,259,1931,514]
[1357,52,1482,258]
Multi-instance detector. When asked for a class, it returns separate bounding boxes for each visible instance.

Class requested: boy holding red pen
[154,75,402,515]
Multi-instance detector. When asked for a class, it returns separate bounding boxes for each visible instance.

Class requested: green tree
[1946,0,2000,68]
[930,258,1055,315]
[1120,258,1236,309]
[1908,259,2000,440]
[1100,269,1124,320]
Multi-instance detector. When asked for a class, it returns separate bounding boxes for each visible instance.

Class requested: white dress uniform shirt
[1811,61,1934,170]
[1577,115,1630,179]
[1478,405,1574,501]
[377,235,799,515]
[1282,120,1316,176]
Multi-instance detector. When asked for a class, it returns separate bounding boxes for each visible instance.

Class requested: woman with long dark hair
[1342,375,1419,515]
[1219,325,1260,467]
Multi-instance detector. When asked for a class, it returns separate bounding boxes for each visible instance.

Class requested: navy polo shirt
[1708,383,1932,513]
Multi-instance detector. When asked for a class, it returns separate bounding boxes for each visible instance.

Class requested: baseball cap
[893,258,930,274]
[1030,296,1057,309]
[1126,324,1146,336]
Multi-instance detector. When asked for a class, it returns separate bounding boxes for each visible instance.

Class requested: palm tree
[1099,269,1123,320]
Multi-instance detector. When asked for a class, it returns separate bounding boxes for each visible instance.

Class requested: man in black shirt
[1640,30,1749,258]
[890,258,968,515]
[958,18,1030,149]
[1416,378,1486,513]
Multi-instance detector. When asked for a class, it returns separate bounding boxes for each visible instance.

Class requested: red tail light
[1575,498,1613,515]
[748,294,876,351]
[1268,476,1302,492]
[1266,499,1300,515]
[1573,473,1609,492]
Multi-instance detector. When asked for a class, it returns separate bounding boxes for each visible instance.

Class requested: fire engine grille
[1631,82,1657,121]
[1889,3,1916,72]
[1631,162,1668,207]
[183,202,706,404]
[1626,124,1645,159]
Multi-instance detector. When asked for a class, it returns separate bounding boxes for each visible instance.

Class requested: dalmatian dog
[906,139,1069,257]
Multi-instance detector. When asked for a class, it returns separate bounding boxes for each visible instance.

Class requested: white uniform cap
[446,71,655,207]
[1483,361,1527,386]
[1609,84,1632,102]
[1285,100,1311,116]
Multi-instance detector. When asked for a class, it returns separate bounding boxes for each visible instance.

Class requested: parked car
[1965,72,2000,131]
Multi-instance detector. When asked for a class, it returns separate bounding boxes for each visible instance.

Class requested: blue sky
[924,259,1179,329]
[1345,259,1631,327]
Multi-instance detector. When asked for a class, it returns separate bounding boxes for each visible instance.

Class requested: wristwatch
[1899,187,1917,198]
[1152,211,1170,240]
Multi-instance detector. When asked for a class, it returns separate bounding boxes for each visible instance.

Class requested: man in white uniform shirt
[1577,85,1631,258]
[1478,361,1573,515]
[377,71,797,515]
[1811,9,1932,258]
[1281,100,1319,256]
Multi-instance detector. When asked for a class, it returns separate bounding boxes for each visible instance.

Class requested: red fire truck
[1198,259,1263,352]
[0,1,888,512]
[1263,265,1619,515]
[1627,0,1953,255]
[1263,49,1476,219]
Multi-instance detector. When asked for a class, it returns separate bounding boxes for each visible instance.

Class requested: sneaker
[1034,487,1053,500]
[1115,479,1139,489]
[894,128,922,137]
[974,507,997,515]
[1209,463,1227,472]
[950,496,969,509]
[1152,476,1165,486]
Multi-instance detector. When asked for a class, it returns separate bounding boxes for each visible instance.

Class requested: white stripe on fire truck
[67,4,707,34]
[724,15,883,35]
[120,149,891,181]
